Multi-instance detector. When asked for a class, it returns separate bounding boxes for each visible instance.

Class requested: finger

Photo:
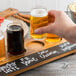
[48,10,57,16]
[48,14,55,23]
[35,23,54,34]
[48,10,64,18]
[48,10,59,23]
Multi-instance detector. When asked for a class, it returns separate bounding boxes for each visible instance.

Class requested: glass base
[45,38,62,43]
[0,56,6,62]
[31,33,46,40]
[8,49,26,55]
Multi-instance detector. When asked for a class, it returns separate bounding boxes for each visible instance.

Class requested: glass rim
[7,22,23,31]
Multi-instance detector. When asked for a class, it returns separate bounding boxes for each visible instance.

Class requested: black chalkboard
[0,42,76,76]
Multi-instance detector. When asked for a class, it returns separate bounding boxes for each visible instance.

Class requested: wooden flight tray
[0,38,76,76]
[0,13,76,76]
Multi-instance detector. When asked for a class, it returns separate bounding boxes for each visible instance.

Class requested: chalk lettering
[0,62,20,74]
[38,50,58,59]
[59,42,70,48]
[62,44,76,51]
[20,57,38,66]
[38,50,48,55]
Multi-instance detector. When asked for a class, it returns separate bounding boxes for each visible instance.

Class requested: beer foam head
[31,8,48,17]
[8,25,21,31]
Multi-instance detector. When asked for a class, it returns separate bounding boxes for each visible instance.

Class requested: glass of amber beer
[0,31,6,61]
[30,8,48,40]
[45,14,62,42]
[30,7,62,42]
[45,34,62,42]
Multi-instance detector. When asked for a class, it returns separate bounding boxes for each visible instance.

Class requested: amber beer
[0,34,6,61]
[45,34,62,42]
[45,14,62,42]
[30,8,48,39]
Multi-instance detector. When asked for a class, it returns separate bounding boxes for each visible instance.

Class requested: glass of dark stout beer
[7,23,26,55]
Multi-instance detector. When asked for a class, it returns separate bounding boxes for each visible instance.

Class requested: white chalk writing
[0,62,20,74]
[59,42,70,48]
[62,44,76,51]
[38,50,58,59]
[20,57,38,66]
[59,42,76,52]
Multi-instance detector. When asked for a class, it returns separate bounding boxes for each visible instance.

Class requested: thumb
[35,23,54,34]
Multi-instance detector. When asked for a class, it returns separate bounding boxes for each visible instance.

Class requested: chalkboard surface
[0,42,76,76]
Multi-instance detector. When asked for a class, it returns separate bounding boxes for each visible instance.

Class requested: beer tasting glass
[0,28,6,61]
[45,14,62,42]
[0,17,6,62]
[7,22,25,55]
[30,8,48,40]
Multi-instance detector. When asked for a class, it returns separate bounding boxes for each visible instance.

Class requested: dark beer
[7,25,25,55]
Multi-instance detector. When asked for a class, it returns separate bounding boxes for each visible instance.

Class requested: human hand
[35,10,75,38]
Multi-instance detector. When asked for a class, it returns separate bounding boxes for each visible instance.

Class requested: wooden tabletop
[17,11,76,76]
